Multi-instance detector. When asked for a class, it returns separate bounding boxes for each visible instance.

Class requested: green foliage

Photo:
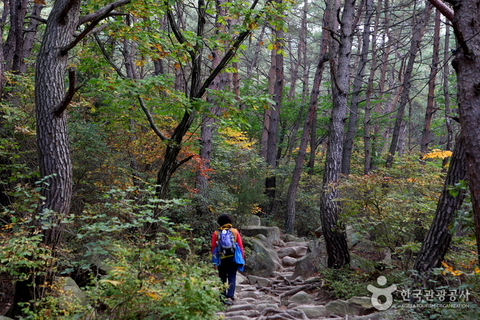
[337,154,444,269]
[86,241,222,320]
[319,267,370,300]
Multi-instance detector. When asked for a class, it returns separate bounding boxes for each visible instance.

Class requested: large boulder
[292,239,327,279]
[247,215,261,227]
[245,237,281,277]
[55,277,88,309]
[242,226,280,243]
[350,253,377,273]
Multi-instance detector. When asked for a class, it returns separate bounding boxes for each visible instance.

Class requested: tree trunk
[284,0,331,231]
[444,0,480,266]
[35,0,81,246]
[287,0,309,157]
[386,2,432,168]
[265,2,285,214]
[10,0,28,72]
[442,22,453,169]
[341,0,373,175]
[260,48,276,160]
[413,135,466,274]
[319,0,354,269]
[420,8,441,155]
[364,0,382,175]
[19,2,44,73]
[196,0,228,215]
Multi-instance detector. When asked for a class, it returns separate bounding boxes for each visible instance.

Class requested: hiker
[211,214,245,305]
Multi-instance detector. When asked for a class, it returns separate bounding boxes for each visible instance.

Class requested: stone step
[276,246,308,259]
[283,241,309,247]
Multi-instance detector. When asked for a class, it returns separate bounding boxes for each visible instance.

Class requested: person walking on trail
[211,214,245,305]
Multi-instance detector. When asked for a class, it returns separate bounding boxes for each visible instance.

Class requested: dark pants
[218,256,237,299]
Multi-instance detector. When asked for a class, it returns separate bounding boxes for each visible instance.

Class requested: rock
[295,306,330,319]
[283,234,305,242]
[282,256,297,266]
[284,241,309,247]
[55,277,88,309]
[353,239,376,252]
[347,296,376,315]
[0,317,15,320]
[245,237,282,277]
[256,303,279,312]
[256,234,274,249]
[236,272,248,285]
[248,215,262,226]
[292,240,327,279]
[272,239,285,246]
[225,310,260,318]
[239,290,264,299]
[247,275,259,285]
[382,248,393,265]
[277,246,307,258]
[242,226,280,243]
[289,291,312,304]
[351,253,377,273]
[277,246,296,258]
[228,304,256,312]
[257,277,272,287]
[286,309,308,320]
[223,316,250,320]
[325,299,348,317]
[347,225,362,249]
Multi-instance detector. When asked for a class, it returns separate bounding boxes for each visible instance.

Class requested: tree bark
[364,0,382,175]
[19,1,44,73]
[260,48,276,160]
[386,2,432,168]
[35,0,81,246]
[265,1,285,214]
[445,0,480,266]
[341,0,373,175]
[442,22,453,168]
[413,135,466,274]
[320,0,354,269]
[284,0,330,232]
[420,8,441,155]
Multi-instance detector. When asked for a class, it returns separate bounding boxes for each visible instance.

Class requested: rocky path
[217,237,386,320]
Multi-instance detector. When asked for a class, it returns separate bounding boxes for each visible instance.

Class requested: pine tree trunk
[319,0,354,269]
[364,0,382,174]
[386,3,432,168]
[420,9,441,155]
[442,23,453,168]
[413,135,466,274]
[265,2,284,214]
[445,0,480,266]
[35,0,81,246]
[341,0,373,175]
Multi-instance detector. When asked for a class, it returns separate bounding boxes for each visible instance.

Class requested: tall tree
[285,1,330,233]
[442,0,480,266]
[420,8,441,155]
[364,0,382,174]
[341,0,373,175]
[414,135,466,274]
[265,0,285,214]
[386,2,432,168]
[319,0,355,268]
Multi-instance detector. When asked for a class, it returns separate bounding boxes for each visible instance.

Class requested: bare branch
[27,15,47,24]
[78,0,131,25]
[61,0,132,54]
[137,96,168,142]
